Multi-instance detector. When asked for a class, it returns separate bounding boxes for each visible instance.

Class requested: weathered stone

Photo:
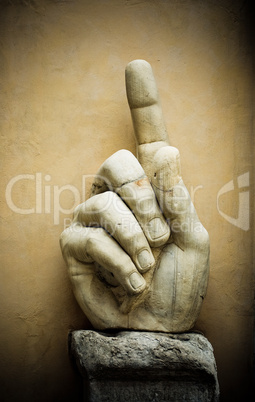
[70,330,219,402]
[60,60,210,333]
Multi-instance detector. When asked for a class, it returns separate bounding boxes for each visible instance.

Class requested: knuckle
[59,227,71,248]
[91,191,117,212]
[169,146,180,158]
[86,237,97,254]
[73,203,85,219]
[59,228,73,258]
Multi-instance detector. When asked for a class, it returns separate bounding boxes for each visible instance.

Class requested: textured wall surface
[0,1,254,401]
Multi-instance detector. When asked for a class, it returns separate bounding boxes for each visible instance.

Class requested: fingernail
[148,217,170,245]
[129,272,146,291]
[137,249,155,272]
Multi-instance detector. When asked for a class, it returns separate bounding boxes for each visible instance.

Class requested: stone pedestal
[70,330,219,402]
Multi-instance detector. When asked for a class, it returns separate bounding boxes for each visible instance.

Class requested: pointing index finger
[125,60,169,177]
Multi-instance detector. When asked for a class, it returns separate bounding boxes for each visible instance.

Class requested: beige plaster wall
[0,0,254,401]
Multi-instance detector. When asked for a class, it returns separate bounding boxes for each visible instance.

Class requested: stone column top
[70,330,219,383]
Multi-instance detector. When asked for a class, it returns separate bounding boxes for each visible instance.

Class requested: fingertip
[125,59,151,73]
[127,272,146,294]
[136,249,155,273]
[125,59,159,109]
[146,217,170,247]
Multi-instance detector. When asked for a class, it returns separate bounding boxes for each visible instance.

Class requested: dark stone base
[70,330,219,402]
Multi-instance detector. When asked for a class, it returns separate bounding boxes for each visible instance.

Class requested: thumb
[151,146,209,251]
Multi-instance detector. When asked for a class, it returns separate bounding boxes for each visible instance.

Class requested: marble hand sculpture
[60,60,210,333]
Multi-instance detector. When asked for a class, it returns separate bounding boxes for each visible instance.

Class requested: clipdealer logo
[5,173,88,225]
[216,172,250,231]
[5,171,250,230]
